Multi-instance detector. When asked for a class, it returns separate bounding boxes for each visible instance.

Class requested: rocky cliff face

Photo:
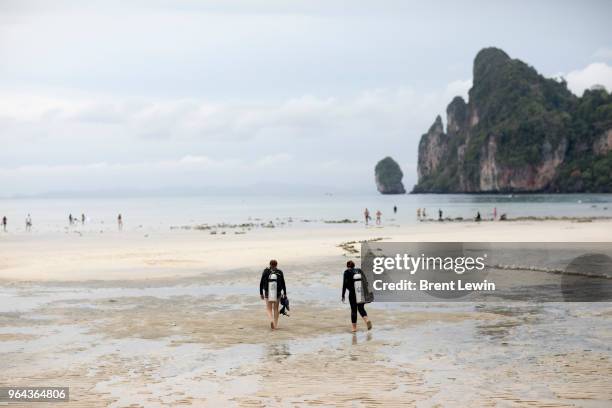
[413,47,612,193]
[593,129,612,156]
[417,116,447,181]
[375,157,406,194]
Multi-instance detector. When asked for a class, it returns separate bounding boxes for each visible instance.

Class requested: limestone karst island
[375,156,406,194]
[377,47,612,194]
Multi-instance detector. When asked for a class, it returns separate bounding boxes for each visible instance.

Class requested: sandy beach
[2,218,612,282]
[1,219,612,406]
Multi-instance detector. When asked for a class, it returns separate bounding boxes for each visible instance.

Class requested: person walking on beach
[25,214,32,232]
[475,211,481,222]
[376,210,382,225]
[417,208,421,219]
[2,216,6,232]
[117,214,123,231]
[438,209,443,221]
[342,260,372,333]
[259,259,287,330]
[68,214,73,225]
[393,205,397,214]
[81,213,86,224]
[364,208,370,225]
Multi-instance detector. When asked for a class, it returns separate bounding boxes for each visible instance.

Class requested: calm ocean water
[0,193,611,233]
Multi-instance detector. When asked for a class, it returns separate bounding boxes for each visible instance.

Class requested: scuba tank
[353,270,365,304]
[268,271,278,301]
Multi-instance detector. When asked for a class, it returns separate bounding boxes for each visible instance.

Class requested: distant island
[375,156,406,194]
[410,47,612,193]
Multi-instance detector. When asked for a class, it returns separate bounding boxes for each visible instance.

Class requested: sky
[0,0,611,196]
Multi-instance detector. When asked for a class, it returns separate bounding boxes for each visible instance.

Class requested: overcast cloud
[0,0,610,196]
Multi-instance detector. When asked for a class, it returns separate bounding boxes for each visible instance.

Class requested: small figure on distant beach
[117,214,123,231]
[259,259,287,330]
[393,205,397,214]
[493,207,497,220]
[364,208,371,225]
[417,208,421,219]
[422,208,427,218]
[342,260,372,333]
[2,216,7,232]
[376,210,382,225]
[438,209,443,221]
[68,214,73,225]
[25,214,32,232]
[475,211,481,222]
[81,213,86,224]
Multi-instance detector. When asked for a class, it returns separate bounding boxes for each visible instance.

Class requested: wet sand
[1,218,611,281]
[1,220,612,406]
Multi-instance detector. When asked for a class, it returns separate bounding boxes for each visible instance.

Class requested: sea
[0,193,611,233]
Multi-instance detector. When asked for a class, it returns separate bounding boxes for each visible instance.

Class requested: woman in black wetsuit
[259,259,287,330]
[342,260,372,333]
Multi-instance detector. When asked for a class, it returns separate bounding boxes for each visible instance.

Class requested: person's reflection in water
[351,332,373,345]
[266,343,291,363]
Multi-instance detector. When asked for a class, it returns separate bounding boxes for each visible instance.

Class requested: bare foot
[367,321,372,330]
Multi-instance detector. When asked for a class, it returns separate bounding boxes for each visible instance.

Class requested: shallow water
[1,193,611,233]
[1,275,611,406]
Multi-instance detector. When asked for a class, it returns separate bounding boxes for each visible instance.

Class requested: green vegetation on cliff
[554,88,612,192]
[375,157,406,194]
[413,47,612,193]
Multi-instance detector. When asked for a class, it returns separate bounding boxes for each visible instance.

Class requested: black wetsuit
[342,268,367,324]
[259,268,287,300]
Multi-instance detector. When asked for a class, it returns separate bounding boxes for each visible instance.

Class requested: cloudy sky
[1,0,611,196]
